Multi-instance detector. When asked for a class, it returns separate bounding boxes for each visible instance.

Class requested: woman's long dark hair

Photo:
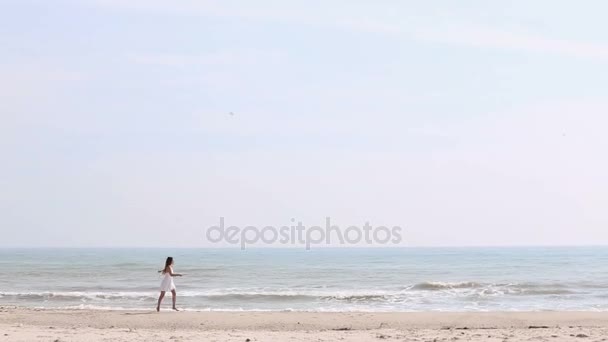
[159,256,173,274]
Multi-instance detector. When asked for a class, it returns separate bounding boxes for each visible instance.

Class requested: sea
[1,247,607,312]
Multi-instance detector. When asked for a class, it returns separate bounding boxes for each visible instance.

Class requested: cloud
[0,62,87,118]
[87,0,312,20]
[413,26,608,61]
[88,0,608,61]
[125,50,285,67]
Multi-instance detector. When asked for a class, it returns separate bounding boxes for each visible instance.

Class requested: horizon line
[1,245,607,249]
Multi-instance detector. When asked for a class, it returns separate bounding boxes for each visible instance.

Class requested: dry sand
[1,307,607,341]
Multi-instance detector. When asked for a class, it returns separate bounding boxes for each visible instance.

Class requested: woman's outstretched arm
[168,267,183,277]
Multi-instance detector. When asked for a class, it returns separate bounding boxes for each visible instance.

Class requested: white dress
[160,266,176,292]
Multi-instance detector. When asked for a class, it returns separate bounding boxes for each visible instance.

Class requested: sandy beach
[1,308,607,341]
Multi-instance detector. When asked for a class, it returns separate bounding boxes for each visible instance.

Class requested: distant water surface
[1,247,607,311]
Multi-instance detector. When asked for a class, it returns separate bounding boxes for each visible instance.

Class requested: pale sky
[1,1,607,247]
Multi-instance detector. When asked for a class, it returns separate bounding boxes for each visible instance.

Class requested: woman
[156,256,183,311]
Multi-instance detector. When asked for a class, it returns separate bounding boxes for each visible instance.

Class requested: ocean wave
[411,281,481,290]
[408,282,581,296]
[0,291,156,301]
[0,282,582,303]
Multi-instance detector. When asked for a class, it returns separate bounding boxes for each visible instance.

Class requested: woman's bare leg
[156,291,165,312]
[171,289,178,311]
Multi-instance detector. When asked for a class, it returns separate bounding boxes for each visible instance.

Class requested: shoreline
[2,308,608,341]
[3,307,608,329]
